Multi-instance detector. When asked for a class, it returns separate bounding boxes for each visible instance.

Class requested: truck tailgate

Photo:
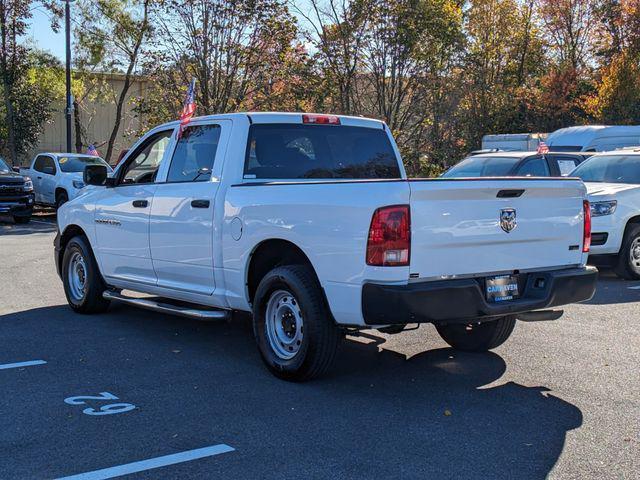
[408,178,586,280]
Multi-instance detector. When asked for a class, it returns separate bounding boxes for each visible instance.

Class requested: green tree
[75,0,153,162]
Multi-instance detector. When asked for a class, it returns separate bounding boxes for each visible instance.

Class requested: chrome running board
[103,290,230,321]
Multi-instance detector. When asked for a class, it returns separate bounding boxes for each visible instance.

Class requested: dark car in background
[0,157,34,224]
[442,151,593,178]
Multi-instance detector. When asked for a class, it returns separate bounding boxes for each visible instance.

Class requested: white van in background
[481,133,547,152]
[546,125,640,152]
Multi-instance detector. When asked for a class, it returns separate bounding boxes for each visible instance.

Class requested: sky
[25,4,66,61]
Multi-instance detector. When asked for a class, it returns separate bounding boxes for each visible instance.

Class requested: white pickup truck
[571,149,640,279]
[20,153,112,209]
[54,112,597,381]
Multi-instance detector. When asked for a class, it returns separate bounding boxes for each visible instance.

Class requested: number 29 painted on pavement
[64,391,136,416]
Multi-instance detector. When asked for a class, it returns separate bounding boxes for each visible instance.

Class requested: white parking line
[627,285,640,290]
[55,444,235,480]
[0,360,47,370]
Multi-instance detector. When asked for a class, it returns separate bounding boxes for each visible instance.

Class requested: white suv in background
[572,150,640,279]
[20,153,112,209]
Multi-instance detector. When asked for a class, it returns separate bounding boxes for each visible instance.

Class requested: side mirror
[84,164,108,186]
[12,166,20,173]
[43,166,55,175]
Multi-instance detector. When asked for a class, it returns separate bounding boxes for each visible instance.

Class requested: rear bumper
[362,266,598,325]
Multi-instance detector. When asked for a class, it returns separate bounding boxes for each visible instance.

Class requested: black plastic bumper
[362,266,598,325]
[0,193,34,217]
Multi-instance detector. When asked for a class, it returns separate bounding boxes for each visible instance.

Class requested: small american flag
[87,144,99,156]
[537,141,549,154]
[178,78,197,138]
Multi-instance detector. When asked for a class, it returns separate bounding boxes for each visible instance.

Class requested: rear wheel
[614,224,640,280]
[62,235,110,313]
[435,315,516,352]
[252,265,340,381]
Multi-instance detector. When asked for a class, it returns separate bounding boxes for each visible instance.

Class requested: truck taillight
[583,200,591,253]
[366,205,410,266]
[302,114,340,125]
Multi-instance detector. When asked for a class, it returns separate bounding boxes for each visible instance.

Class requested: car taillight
[302,114,340,125]
[583,200,591,253]
[366,205,410,266]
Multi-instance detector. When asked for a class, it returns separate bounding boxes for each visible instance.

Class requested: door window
[166,125,221,183]
[34,155,56,175]
[515,156,550,176]
[120,130,173,184]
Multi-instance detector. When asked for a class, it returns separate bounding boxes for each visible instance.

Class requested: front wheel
[435,315,516,352]
[62,235,110,314]
[56,191,68,210]
[614,224,640,280]
[252,265,341,381]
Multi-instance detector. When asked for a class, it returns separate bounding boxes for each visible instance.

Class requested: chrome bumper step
[103,290,230,321]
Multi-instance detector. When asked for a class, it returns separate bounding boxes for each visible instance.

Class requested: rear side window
[167,124,221,183]
[514,156,549,176]
[553,156,580,176]
[243,124,400,179]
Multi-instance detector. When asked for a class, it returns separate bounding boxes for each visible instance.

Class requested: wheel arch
[55,187,68,200]
[245,238,321,306]
[58,224,90,274]
[625,215,640,231]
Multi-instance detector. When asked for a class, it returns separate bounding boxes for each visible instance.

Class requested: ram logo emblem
[500,208,517,233]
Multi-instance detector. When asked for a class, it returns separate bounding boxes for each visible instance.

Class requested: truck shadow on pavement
[0,305,583,480]
[584,268,640,305]
[0,214,57,235]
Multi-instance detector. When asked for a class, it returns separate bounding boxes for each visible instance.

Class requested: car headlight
[590,200,617,217]
[73,180,86,189]
[23,177,33,192]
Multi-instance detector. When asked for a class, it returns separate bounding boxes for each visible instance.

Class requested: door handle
[37,176,42,180]
[191,199,210,209]
[132,200,148,208]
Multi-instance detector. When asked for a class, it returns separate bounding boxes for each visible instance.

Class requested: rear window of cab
[243,124,401,180]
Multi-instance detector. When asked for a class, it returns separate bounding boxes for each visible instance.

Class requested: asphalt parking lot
[1,214,639,479]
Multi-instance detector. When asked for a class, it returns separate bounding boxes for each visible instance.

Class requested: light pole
[64,0,73,153]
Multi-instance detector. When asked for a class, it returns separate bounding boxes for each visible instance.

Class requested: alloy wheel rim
[630,237,640,272]
[68,251,88,302]
[265,289,304,360]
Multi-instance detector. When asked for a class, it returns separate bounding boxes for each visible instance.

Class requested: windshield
[58,156,111,173]
[572,155,640,184]
[441,156,519,178]
[0,158,9,172]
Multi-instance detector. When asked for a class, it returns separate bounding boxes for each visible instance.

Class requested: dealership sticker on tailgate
[486,275,519,302]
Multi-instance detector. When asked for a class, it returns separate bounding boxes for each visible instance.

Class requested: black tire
[13,215,31,224]
[613,224,640,280]
[435,315,516,352]
[56,191,68,210]
[252,264,341,381]
[61,235,110,314]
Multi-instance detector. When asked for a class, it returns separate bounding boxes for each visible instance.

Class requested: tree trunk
[73,99,83,153]
[104,1,149,163]
[0,0,17,165]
